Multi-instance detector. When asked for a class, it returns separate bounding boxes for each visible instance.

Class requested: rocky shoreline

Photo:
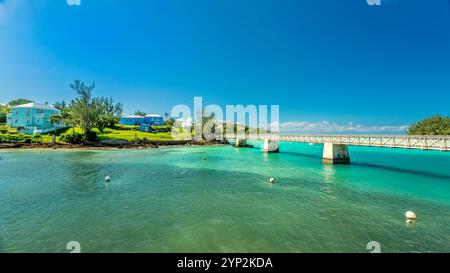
[0,139,228,150]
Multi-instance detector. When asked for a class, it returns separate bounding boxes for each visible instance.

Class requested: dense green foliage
[60,132,85,144]
[0,105,10,124]
[114,124,140,131]
[163,118,175,127]
[50,114,63,128]
[65,80,123,138]
[134,110,146,116]
[0,133,42,144]
[0,125,17,134]
[8,99,33,107]
[408,115,450,135]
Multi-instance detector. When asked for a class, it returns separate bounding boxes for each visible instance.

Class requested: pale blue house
[6,102,64,134]
[118,115,145,125]
[119,114,164,128]
[144,114,164,126]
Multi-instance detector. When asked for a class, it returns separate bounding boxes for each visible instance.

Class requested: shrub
[60,132,84,144]
[60,131,97,143]
[84,130,98,142]
[30,135,42,143]
[114,124,140,131]
[0,133,42,144]
[0,125,16,134]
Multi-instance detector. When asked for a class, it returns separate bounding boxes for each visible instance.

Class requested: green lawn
[0,125,190,144]
[97,128,176,141]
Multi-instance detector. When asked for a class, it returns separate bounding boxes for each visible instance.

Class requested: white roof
[145,114,162,118]
[122,115,144,118]
[12,102,59,111]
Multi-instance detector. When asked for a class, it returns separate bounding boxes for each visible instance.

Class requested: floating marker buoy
[405,211,416,220]
[202,156,206,160]
[105,176,111,182]
[269,177,275,183]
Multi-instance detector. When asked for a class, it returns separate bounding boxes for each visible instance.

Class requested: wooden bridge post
[322,143,350,164]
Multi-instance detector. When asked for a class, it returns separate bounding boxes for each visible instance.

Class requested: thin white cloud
[279,121,409,134]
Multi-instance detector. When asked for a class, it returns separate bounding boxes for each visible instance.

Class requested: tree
[0,104,10,124]
[163,118,175,127]
[164,112,169,120]
[134,110,146,116]
[68,80,96,137]
[91,97,123,133]
[60,105,79,134]
[68,80,123,138]
[8,99,33,107]
[408,115,450,135]
[50,114,63,144]
[54,100,66,111]
[50,114,63,129]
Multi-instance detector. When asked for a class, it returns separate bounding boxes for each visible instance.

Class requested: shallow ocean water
[0,143,449,252]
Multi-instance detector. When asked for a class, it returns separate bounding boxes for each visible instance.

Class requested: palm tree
[164,112,169,120]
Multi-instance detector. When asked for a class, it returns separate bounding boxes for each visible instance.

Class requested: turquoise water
[0,143,449,253]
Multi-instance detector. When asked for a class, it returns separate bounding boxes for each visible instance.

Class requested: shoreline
[0,139,228,150]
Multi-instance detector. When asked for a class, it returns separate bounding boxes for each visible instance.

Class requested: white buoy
[405,211,416,219]
[269,177,275,183]
[105,176,111,182]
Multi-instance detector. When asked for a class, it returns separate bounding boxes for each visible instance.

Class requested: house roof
[12,102,59,111]
[121,115,145,119]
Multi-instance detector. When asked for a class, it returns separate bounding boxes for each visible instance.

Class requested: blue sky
[0,0,449,133]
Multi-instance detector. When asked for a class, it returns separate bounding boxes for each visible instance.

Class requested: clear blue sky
[0,0,449,133]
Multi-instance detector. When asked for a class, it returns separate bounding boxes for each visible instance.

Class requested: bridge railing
[224,133,450,151]
[279,135,450,151]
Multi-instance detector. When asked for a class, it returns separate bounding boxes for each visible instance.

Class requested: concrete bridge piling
[322,143,350,164]
[235,137,249,148]
[262,139,279,153]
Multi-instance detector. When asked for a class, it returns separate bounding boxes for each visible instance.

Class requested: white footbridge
[228,134,450,164]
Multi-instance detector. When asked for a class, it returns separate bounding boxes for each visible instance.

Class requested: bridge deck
[228,135,450,151]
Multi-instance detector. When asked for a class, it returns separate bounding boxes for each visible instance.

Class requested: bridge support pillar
[262,139,279,153]
[235,137,248,147]
[322,143,350,164]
